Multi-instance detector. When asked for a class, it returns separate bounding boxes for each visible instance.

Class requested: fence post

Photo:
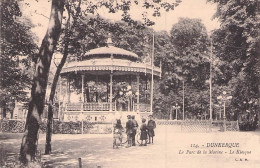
[208,120,212,132]
[0,120,2,133]
[81,102,84,112]
[236,120,239,131]
[181,121,183,132]
[223,120,226,132]
[78,158,82,168]
[81,120,84,134]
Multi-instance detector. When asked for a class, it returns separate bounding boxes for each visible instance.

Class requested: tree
[154,18,210,118]
[19,0,182,164]
[19,0,65,164]
[0,0,38,118]
[209,0,260,126]
[170,18,209,85]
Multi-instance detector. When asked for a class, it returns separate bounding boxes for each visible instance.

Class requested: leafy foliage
[0,0,38,117]
[209,0,259,122]
[153,18,210,119]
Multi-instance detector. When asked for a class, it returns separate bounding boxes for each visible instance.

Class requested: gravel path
[1,125,260,168]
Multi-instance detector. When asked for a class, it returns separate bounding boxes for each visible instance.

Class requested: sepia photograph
[0,0,259,167]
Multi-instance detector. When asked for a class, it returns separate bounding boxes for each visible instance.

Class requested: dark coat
[126,119,134,135]
[132,119,138,134]
[147,120,156,137]
[140,123,148,140]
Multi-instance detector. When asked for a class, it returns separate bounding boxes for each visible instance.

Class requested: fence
[157,120,239,132]
[0,119,240,134]
[212,120,239,131]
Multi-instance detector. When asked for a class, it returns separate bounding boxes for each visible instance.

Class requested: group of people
[113,114,156,148]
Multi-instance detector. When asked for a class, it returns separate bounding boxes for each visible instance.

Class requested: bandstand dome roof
[60,34,161,77]
[84,45,138,58]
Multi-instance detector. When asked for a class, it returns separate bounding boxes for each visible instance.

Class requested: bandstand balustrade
[66,102,116,111]
[66,103,82,111]
[65,102,150,112]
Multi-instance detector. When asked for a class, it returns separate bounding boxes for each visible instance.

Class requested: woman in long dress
[139,118,148,146]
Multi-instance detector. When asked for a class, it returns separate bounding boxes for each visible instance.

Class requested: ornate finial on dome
[107,33,113,47]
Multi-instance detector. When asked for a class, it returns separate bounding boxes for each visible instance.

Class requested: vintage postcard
[1,0,259,167]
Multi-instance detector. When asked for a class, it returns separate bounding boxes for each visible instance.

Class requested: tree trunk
[45,0,81,154]
[10,99,15,119]
[257,42,260,130]
[45,7,71,154]
[19,0,64,164]
[2,100,7,118]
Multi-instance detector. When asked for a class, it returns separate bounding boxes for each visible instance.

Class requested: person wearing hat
[139,118,148,146]
[125,115,134,147]
[147,115,156,144]
[131,115,138,146]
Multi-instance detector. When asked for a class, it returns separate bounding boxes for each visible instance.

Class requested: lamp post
[93,87,98,102]
[169,106,172,120]
[119,85,137,111]
[209,38,213,120]
[182,81,185,120]
[217,91,232,131]
[217,102,222,120]
[172,103,180,120]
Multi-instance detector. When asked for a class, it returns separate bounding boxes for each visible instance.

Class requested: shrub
[239,120,258,131]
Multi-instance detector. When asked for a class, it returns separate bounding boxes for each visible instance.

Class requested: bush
[0,119,112,134]
[239,120,258,131]
[0,119,25,133]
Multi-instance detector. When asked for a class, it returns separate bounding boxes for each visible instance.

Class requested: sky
[23,0,220,45]
[99,0,220,33]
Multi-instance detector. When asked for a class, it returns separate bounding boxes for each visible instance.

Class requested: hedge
[0,119,112,134]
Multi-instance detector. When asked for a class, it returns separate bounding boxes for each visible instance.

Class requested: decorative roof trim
[61,65,161,76]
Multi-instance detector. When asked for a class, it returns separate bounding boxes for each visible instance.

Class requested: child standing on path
[139,118,148,146]
[147,115,156,144]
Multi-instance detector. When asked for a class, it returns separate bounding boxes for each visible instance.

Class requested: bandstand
[59,36,161,123]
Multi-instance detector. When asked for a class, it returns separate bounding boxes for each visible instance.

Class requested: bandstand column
[137,75,140,112]
[81,74,85,102]
[66,76,70,103]
[150,77,153,113]
[58,78,62,119]
[81,74,85,112]
[110,73,113,111]
[145,76,148,104]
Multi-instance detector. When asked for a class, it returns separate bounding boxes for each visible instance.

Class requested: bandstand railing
[66,103,82,111]
[65,102,150,112]
[84,102,115,111]
[66,102,115,111]
[133,103,151,112]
